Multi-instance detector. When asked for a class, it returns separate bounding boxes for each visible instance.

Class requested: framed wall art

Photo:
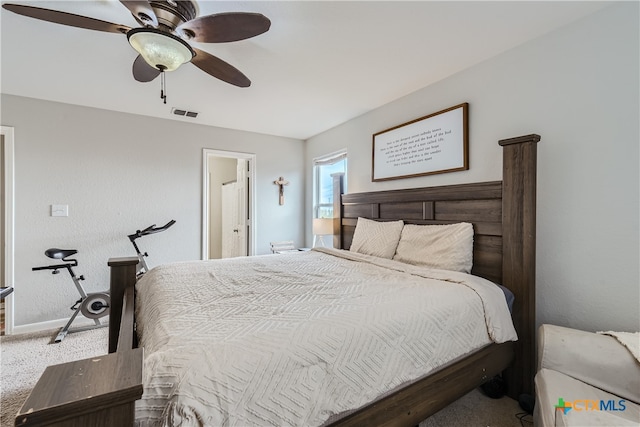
[372,102,468,182]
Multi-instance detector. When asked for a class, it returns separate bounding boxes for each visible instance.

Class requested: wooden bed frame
[328,134,539,426]
[16,134,538,427]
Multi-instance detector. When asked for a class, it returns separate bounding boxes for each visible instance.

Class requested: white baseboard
[10,315,109,336]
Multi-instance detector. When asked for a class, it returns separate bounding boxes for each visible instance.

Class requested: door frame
[202,149,256,260]
[1,126,15,334]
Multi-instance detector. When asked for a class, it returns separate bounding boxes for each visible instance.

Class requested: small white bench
[270,240,296,253]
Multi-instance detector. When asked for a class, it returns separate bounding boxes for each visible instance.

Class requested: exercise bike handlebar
[128,220,176,241]
[32,260,77,271]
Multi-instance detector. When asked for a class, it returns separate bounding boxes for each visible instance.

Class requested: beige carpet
[0,327,530,427]
[1,326,109,427]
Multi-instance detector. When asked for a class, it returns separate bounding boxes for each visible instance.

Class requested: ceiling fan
[2,0,270,101]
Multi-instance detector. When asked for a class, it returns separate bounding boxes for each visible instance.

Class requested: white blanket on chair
[598,331,640,364]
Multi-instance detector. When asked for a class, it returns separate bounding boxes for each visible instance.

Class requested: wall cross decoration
[273,176,289,205]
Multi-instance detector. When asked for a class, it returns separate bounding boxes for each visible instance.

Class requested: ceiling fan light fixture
[127,28,194,72]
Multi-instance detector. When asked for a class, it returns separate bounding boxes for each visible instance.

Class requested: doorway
[202,149,256,259]
[1,126,15,335]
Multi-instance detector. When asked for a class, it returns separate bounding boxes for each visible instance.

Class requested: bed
[17,134,538,427]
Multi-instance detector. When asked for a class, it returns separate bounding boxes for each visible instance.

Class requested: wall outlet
[51,204,69,217]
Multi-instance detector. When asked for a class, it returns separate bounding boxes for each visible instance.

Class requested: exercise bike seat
[45,248,77,260]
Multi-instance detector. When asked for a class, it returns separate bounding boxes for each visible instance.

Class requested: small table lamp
[313,218,333,247]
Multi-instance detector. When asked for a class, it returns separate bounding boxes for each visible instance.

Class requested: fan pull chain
[160,71,167,104]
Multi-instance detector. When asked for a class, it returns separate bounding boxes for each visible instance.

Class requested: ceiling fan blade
[191,48,250,88]
[132,55,161,82]
[1,4,131,34]
[119,1,158,28]
[177,12,270,43]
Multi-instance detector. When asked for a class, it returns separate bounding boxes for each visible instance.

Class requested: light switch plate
[51,204,69,217]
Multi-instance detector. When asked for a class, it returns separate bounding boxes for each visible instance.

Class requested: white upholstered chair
[534,324,640,427]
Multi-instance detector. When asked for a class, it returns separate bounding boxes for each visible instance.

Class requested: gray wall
[305,3,639,333]
[2,95,304,327]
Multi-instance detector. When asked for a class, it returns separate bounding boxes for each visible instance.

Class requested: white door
[221,182,239,258]
[236,159,248,257]
[1,134,5,334]
[202,149,255,260]
[1,127,14,335]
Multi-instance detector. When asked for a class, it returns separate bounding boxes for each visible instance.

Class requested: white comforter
[134,248,517,427]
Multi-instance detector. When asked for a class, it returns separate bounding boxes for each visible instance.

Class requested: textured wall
[305,3,639,333]
[2,96,304,327]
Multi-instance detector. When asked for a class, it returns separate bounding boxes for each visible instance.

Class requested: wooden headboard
[335,180,503,283]
[332,134,539,398]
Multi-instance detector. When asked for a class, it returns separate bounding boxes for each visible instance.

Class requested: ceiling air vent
[172,107,199,118]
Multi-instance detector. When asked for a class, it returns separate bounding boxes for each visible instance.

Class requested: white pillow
[393,222,474,273]
[349,218,404,259]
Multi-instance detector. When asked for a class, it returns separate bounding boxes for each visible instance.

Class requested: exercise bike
[32,249,110,343]
[128,219,176,276]
[33,220,176,343]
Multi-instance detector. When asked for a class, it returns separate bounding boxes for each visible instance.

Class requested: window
[313,150,347,219]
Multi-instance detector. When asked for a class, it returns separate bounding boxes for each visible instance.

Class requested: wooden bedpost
[332,172,345,249]
[108,257,139,353]
[499,134,540,398]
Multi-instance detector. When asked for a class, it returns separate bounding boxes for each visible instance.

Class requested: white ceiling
[1,1,610,140]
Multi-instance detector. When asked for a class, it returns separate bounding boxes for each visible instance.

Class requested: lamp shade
[313,218,333,235]
[127,28,194,72]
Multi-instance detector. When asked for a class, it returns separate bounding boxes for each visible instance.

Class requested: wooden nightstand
[15,348,143,427]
